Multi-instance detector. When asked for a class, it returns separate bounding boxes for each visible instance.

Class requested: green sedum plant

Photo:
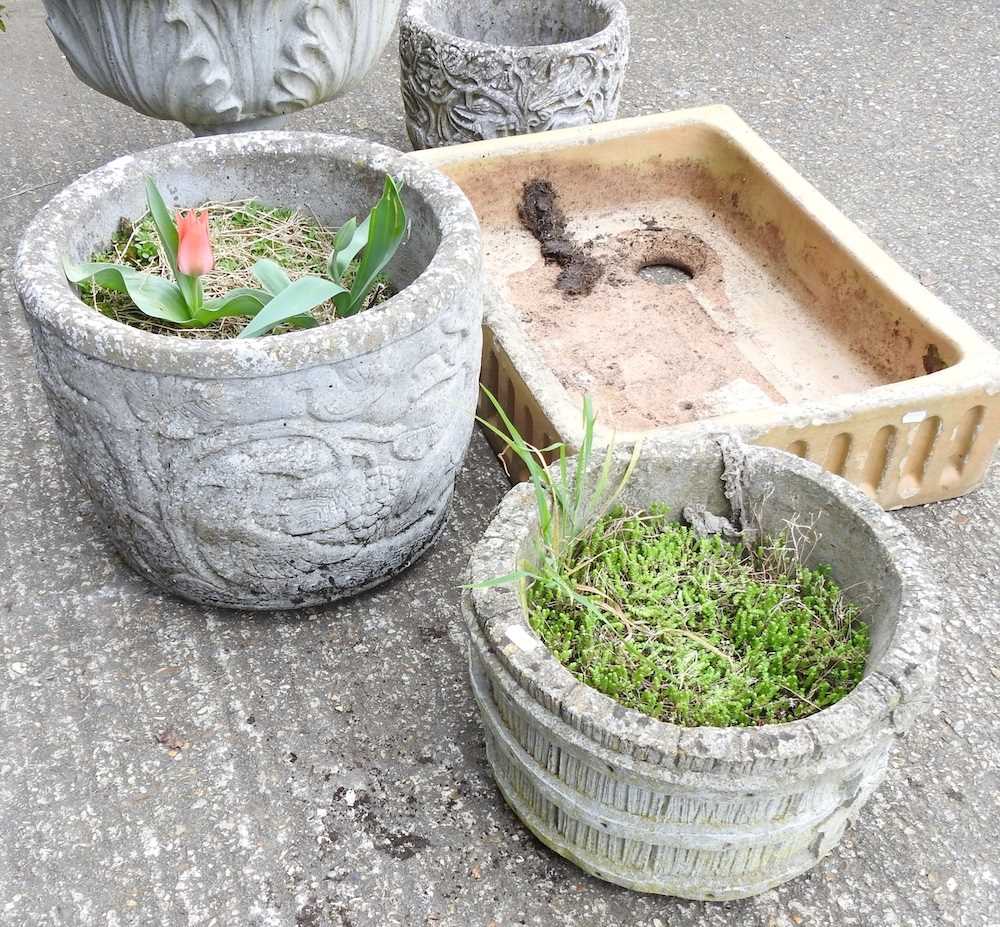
[526,506,871,727]
[477,388,871,728]
[65,176,407,339]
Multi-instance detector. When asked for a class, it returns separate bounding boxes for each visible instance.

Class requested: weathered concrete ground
[1,1,998,925]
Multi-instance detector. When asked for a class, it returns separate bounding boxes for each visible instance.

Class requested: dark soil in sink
[518,180,603,297]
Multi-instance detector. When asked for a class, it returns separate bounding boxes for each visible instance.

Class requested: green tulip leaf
[193,287,271,326]
[237,276,346,339]
[144,176,201,309]
[64,258,191,324]
[285,314,320,330]
[144,177,180,275]
[333,216,358,254]
[251,259,293,297]
[329,215,369,283]
[336,176,406,318]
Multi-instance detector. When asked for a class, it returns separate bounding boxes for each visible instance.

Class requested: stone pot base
[468,646,838,900]
[188,115,290,137]
[122,504,450,612]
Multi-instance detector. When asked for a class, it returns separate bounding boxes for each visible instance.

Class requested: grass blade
[465,569,538,590]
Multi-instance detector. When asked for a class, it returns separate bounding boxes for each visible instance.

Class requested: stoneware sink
[411,105,1000,509]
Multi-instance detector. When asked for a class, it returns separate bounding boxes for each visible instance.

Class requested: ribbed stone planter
[399,0,630,149]
[463,438,940,899]
[42,0,402,135]
[14,132,483,610]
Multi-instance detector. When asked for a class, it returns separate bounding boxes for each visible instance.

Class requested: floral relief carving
[42,0,401,130]
[399,9,630,149]
[28,300,480,610]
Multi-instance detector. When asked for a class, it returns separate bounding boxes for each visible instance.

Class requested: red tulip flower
[175,210,214,277]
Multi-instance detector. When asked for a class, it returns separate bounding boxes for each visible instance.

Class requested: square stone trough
[409,105,1000,509]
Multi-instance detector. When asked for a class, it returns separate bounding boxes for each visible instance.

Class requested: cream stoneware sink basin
[410,105,1000,509]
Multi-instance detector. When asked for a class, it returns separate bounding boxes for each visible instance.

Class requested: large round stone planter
[14,133,483,610]
[42,0,402,135]
[399,0,630,149]
[463,438,940,899]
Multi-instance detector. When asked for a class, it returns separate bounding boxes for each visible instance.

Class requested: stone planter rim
[467,438,941,765]
[402,0,628,56]
[14,131,481,380]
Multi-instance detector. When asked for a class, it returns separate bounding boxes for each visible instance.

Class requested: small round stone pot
[15,133,483,610]
[42,0,402,135]
[399,0,630,149]
[463,437,940,899]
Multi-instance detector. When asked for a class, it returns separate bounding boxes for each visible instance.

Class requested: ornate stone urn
[42,0,402,135]
[399,0,630,149]
[15,133,483,609]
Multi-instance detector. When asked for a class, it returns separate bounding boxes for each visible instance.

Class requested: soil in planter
[526,506,871,727]
[80,200,395,339]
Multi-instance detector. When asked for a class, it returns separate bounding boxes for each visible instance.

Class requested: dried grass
[78,199,393,339]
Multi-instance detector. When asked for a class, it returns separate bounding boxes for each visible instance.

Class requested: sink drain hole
[638,262,695,286]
